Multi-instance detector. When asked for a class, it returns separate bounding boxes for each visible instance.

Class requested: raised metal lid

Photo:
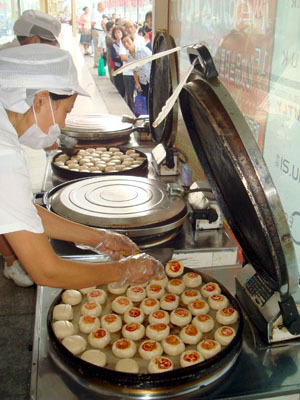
[48,176,187,231]
[179,45,298,296]
[148,31,179,147]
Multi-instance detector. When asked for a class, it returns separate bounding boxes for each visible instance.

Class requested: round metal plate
[63,114,133,133]
[61,115,134,141]
[49,176,187,229]
[179,77,298,294]
[148,31,179,147]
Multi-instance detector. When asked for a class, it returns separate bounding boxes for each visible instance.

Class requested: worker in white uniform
[0,10,62,287]
[0,44,163,290]
[0,9,61,50]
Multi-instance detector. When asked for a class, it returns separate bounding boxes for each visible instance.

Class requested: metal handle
[187,44,218,81]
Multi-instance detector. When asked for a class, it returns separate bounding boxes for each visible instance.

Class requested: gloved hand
[95,231,140,260]
[113,253,164,286]
[76,231,140,261]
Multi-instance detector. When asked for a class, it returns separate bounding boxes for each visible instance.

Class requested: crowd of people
[0,8,162,289]
[78,2,153,115]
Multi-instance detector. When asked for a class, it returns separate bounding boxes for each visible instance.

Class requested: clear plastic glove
[76,231,140,261]
[96,231,140,260]
[113,253,164,287]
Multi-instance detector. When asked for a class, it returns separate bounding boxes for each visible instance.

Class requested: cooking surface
[31,265,300,400]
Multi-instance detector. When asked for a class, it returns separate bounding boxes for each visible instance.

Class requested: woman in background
[111,26,125,98]
[79,6,92,55]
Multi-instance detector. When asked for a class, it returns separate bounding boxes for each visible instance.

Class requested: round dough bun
[124,307,145,324]
[53,303,73,321]
[78,315,100,334]
[62,335,87,355]
[200,282,221,298]
[214,326,236,346]
[165,260,184,277]
[88,328,111,349]
[170,308,192,327]
[146,323,170,341]
[166,279,185,295]
[81,349,107,367]
[140,297,160,315]
[216,307,239,325]
[112,339,137,358]
[101,314,122,333]
[182,272,202,288]
[162,335,185,356]
[148,310,170,325]
[150,274,168,288]
[111,296,133,314]
[107,283,128,295]
[146,284,165,299]
[139,340,163,360]
[122,322,145,341]
[148,356,173,373]
[126,286,146,302]
[180,350,204,368]
[208,294,229,311]
[197,339,221,359]
[192,314,215,333]
[179,324,202,344]
[61,289,82,306]
[52,320,75,339]
[80,301,102,317]
[160,293,179,311]
[188,299,210,316]
[87,289,107,305]
[181,289,201,305]
[115,358,139,373]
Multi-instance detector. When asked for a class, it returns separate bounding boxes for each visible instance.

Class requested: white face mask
[19,96,61,149]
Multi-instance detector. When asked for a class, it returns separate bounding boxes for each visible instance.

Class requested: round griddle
[47,270,243,398]
[51,148,148,180]
[148,31,179,147]
[61,115,137,145]
[179,45,298,296]
[44,176,188,240]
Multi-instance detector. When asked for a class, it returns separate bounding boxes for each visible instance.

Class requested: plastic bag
[98,57,106,76]
[133,92,147,117]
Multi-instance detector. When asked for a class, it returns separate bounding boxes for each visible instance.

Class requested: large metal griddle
[47,270,243,398]
[51,148,148,181]
[43,176,188,244]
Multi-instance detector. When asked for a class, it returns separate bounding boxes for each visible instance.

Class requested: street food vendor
[0,43,163,289]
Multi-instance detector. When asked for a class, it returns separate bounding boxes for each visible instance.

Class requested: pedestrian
[91,2,105,68]
[79,6,92,55]
[122,34,152,114]
[111,26,125,97]
[105,20,115,83]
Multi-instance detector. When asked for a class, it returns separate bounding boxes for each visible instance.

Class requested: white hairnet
[14,10,61,42]
[0,44,89,113]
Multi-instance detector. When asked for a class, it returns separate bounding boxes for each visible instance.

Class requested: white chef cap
[14,10,61,42]
[0,43,90,113]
